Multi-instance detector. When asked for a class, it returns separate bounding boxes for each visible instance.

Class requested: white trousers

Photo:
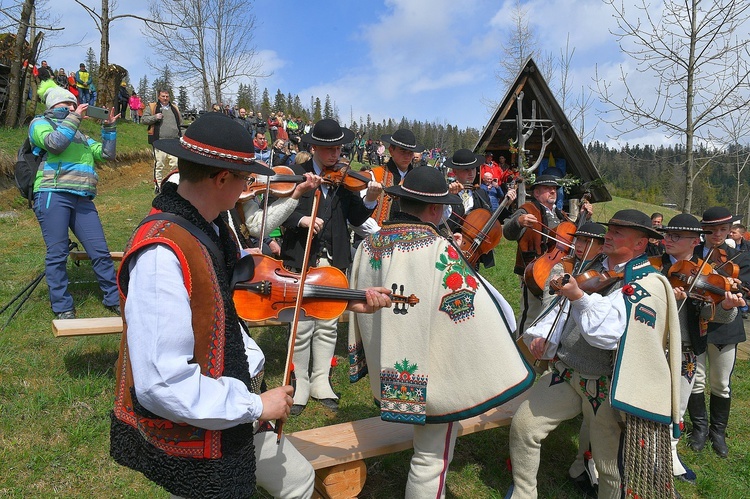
[154,148,178,186]
[692,343,737,398]
[406,422,458,499]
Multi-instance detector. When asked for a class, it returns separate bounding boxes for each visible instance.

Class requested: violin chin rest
[231,254,256,289]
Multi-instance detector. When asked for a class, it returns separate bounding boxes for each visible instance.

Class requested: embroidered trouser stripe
[406,422,457,499]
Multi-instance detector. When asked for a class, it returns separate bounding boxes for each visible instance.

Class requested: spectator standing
[88,80,97,106]
[116,82,129,119]
[128,92,143,123]
[253,131,270,163]
[74,63,92,104]
[255,112,267,136]
[142,89,183,193]
[54,68,69,89]
[376,141,385,165]
[267,112,280,143]
[480,171,505,212]
[67,72,79,101]
[29,86,121,319]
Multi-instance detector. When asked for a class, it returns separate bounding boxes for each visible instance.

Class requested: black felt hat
[153,113,273,174]
[301,118,355,146]
[572,222,606,240]
[700,206,742,226]
[601,209,663,239]
[444,149,483,170]
[385,166,461,205]
[660,213,712,234]
[530,174,560,188]
[381,129,423,152]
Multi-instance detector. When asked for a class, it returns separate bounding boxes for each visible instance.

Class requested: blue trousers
[78,88,91,105]
[33,191,119,313]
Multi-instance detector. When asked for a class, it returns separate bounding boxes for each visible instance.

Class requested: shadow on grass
[63,347,119,379]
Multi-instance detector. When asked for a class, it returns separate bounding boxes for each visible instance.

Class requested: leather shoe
[290,404,306,416]
[569,471,597,499]
[314,398,339,412]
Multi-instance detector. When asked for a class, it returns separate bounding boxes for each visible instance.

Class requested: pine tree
[177,86,189,113]
[138,75,150,102]
[323,94,333,119]
[261,88,272,117]
[273,89,285,113]
[313,97,322,122]
[85,47,99,79]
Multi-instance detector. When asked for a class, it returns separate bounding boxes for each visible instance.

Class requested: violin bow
[526,227,575,250]
[678,247,714,314]
[276,189,321,444]
[257,170,272,251]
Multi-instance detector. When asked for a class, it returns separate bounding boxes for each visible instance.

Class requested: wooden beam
[69,251,124,261]
[477,75,528,153]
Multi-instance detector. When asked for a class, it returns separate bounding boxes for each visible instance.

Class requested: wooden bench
[69,250,124,262]
[52,314,349,337]
[286,394,526,498]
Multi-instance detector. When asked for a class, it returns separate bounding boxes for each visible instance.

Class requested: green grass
[0,163,746,497]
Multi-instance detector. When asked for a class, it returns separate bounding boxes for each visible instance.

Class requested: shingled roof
[474,57,611,203]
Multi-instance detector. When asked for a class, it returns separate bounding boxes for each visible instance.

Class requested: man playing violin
[654,213,743,482]
[349,165,534,499]
[686,206,750,458]
[510,209,683,499]
[352,128,423,241]
[503,172,591,335]
[446,149,517,269]
[110,113,391,498]
[280,118,383,415]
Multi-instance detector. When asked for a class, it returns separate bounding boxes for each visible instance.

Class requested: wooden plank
[69,250,124,261]
[52,314,349,337]
[52,316,123,337]
[286,394,526,470]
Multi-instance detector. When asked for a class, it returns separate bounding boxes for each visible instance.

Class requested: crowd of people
[24,80,749,497]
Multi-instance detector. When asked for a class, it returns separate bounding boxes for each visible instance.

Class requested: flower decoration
[622,284,635,296]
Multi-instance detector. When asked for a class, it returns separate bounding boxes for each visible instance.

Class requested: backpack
[15,118,54,207]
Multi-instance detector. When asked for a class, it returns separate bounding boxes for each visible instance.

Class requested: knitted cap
[44,86,77,109]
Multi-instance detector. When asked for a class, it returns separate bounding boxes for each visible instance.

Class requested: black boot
[687,392,709,451]
[709,394,731,458]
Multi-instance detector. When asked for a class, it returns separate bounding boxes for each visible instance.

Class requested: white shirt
[523,257,627,358]
[125,244,264,431]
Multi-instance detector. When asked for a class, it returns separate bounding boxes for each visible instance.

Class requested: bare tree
[72,0,176,108]
[145,0,266,111]
[595,0,750,213]
[712,104,750,215]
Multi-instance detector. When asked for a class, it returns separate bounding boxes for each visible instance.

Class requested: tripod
[0,240,78,331]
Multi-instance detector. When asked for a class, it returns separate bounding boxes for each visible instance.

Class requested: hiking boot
[55,310,76,320]
[106,304,121,315]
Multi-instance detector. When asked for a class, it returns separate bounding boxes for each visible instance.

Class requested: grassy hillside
[0,162,746,497]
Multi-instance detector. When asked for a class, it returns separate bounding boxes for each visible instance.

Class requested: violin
[523,220,578,297]
[549,269,624,295]
[667,259,740,305]
[459,181,517,265]
[320,161,382,193]
[239,165,306,201]
[523,193,592,296]
[232,254,419,322]
[708,248,740,279]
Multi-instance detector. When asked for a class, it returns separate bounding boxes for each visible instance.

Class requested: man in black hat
[445,148,517,269]
[503,172,591,334]
[352,128,425,240]
[348,165,533,498]
[686,206,750,458]
[654,213,743,481]
[110,113,391,498]
[280,118,384,414]
[510,209,682,499]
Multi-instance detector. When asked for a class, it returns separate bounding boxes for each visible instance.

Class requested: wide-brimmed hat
[601,209,663,239]
[444,149,483,170]
[572,222,606,240]
[700,206,742,226]
[381,129,423,152]
[384,166,461,205]
[301,118,354,146]
[153,113,273,174]
[660,213,712,235]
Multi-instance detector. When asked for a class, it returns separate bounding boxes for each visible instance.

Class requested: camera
[86,106,110,120]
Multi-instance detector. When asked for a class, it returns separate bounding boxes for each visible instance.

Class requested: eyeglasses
[231,171,252,184]
[664,233,694,242]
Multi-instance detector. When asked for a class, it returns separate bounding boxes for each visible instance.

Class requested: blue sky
[38,0,750,147]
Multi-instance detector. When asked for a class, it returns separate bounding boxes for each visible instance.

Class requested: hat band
[390,137,417,149]
[180,136,255,164]
[452,159,476,167]
[703,215,734,224]
[311,131,345,143]
[400,185,450,198]
[662,226,703,232]
[574,231,604,239]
